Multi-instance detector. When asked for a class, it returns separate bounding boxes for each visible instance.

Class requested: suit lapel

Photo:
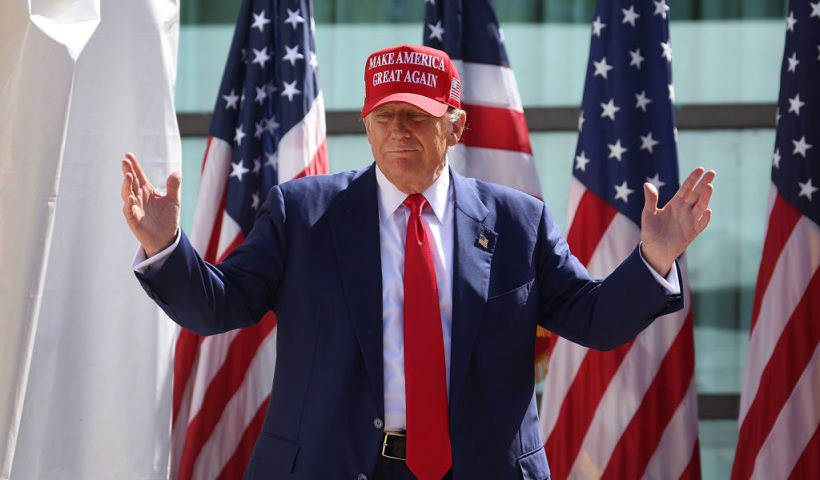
[448,170,495,413]
[330,165,384,412]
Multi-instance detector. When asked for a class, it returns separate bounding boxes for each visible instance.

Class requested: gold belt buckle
[381,431,406,461]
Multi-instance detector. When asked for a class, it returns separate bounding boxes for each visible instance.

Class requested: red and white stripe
[539,178,701,479]
[731,186,820,480]
[451,59,554,379]
[170,93,328,480]
[451,60,541,198]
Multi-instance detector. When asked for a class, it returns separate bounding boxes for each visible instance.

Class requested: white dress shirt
[133,161,681,433]
[375,163,454,432]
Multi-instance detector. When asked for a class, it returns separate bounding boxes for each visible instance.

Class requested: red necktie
[402,194,452,480]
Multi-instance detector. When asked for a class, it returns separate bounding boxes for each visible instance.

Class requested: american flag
[423,0,553,381]
[732,2,820,479]
[172,1,327,478]
[538,1,702,478]
[422,0,541,198]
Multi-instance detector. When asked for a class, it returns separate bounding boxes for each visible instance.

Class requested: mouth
[385,147,419,153]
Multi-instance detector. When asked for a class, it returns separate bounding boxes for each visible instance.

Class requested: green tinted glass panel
[181,0,789,24]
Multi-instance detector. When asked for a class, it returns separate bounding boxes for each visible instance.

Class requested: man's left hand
[641,167,716,276]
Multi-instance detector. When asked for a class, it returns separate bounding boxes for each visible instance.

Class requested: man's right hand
[121,152,181,258]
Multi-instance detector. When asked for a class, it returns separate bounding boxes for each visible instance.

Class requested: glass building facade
[175,2,791,478]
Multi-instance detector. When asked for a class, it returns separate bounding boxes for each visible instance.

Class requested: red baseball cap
[361,44,462,118]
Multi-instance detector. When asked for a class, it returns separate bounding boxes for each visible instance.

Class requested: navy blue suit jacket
[136,164,682,479]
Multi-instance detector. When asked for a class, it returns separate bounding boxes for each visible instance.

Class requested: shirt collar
[375,160,451,224]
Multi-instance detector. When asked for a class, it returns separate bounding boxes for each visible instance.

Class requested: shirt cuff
[638,243,681,295]
[131,230,182,273]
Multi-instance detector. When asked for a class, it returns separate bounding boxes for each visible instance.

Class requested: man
[122,45,714,480]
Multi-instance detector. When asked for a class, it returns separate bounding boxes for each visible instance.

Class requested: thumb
[166,170,182,204]
[642,182,659,216]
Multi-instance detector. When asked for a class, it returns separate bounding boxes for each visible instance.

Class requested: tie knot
[403,194,428,216]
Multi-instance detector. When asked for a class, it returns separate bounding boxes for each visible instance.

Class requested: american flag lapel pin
[477,233,490,250]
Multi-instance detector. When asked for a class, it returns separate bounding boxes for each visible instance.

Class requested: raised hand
[640,167,716,275]
[121,152,181,257]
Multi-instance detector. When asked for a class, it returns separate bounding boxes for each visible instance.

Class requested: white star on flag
[592,16,606,37]
[254,86,267,105]
[600,98,620,120]
[283,45,304,66]
[786,11,797,32]
[428,20,445,41]
[252,157,261,175]
[629,48,645,69]
[251,10,270,33]
[668,84,676,102]
[772,148,781,168]
[593,57,614,78]
[575,151,591,171]
[786,52,799,72]
[788,93,805,115]
[230,160,250,181]
[811,1,820,19]
[654,0,670,19]
[792,135,812,157]
[234,126,246,145]
[646,173,666,190]
[254,120,265,139]
[622,5,640,27]
[578,111,585,131]
[798,178,818,200]
[309,51,319,70]
[284,8,305,29]
[252,47,271,67]
[251,192,260,210]
[614,180,634,202]
[265,115,280,134]
[661,41,673,62]
[223,89,239,110]
[640,132,660,153]
[281,80,301,102]
[265,151,277,168]
[635,91,652,112]
[608,139,628,161]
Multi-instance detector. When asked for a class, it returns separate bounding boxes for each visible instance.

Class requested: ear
[447,111,466,147]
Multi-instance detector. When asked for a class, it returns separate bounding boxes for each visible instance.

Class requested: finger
[121,172,134,203]
[126,152,152,190]
[642,182,659,216]
[677,167,706,203]
[691,182,714,214]
[123,195,139,221]
[166,170,182,204]
[130,169,143,206]
[695,209,712,233]
[121,157,133,177]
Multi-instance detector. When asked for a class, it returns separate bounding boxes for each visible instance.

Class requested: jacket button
[373,417,383,429]
[357,475,368,480]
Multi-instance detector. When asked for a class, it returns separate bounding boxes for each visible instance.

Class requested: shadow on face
[364,102,465,194]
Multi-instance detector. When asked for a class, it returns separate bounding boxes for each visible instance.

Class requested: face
[365,102,465,194]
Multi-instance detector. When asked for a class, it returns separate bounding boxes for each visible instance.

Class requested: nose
[389,116,411,138]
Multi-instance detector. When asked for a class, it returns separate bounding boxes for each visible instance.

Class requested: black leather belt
[381,432,407,461]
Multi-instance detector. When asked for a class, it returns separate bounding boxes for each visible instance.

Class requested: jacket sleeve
[535,203,683,350]
[135,185,288,336]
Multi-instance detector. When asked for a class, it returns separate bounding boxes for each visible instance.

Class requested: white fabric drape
[0,1,179,478]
